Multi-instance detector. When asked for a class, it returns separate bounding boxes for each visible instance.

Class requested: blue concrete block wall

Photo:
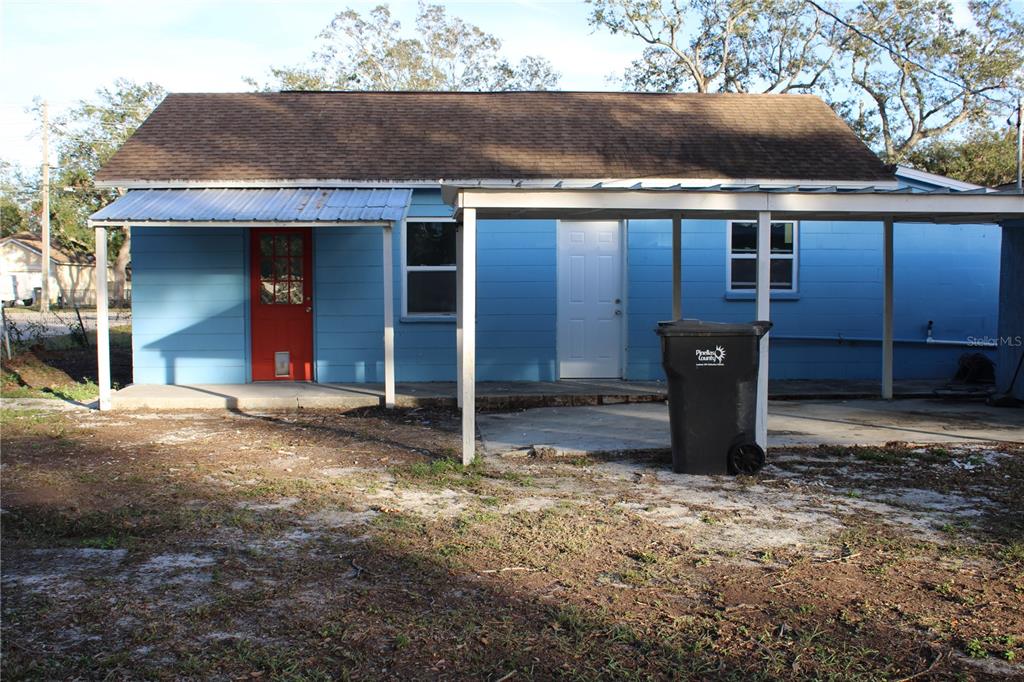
[625,219,1000,381]
[131,227,249,385]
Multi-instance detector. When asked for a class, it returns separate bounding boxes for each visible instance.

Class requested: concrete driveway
[478,398,1024,455]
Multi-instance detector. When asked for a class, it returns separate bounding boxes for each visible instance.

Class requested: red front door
[250,229,314,381]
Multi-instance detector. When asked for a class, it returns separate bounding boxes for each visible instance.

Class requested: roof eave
[94,176,900,191]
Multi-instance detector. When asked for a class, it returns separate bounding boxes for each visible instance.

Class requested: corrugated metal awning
[89,188,411,225]
[442,181,1023,224]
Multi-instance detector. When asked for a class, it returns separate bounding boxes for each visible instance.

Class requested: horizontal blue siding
[130,227,249,385]
[477,219,557,381]
[313,213,557,383]
[404,188,453,218]
[314,225,386,382]
[129,187,1001,387]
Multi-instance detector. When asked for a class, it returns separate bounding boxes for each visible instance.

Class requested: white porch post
[882,218,895,400]
[94,224,111,411]
[458,208,477,465]
[383,223,395,408]
[456,225,463,408]
[755,211,771,449]
[672,213,682,319]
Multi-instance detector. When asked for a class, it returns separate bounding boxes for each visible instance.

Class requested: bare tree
[248,2,560,92]
[843,0,1024,160]
[590,0,845,94]
[591,0,1024,160]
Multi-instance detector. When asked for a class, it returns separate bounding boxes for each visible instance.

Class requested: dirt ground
[1,325,133,402]
[1,402,1023,680]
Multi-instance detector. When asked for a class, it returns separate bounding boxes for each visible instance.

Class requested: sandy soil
[2,401,1022,680]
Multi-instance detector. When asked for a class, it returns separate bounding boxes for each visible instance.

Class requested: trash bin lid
[656,319,772,337]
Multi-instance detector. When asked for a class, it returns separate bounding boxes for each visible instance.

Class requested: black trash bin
[656,319,772,475]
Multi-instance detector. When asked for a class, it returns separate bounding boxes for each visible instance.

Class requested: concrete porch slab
[111,379,953,411]
[477,399,1024,455]
[110,379,669,411]
[110,383,383,411]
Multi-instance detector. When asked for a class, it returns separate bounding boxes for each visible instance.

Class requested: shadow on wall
[139,302,247,385]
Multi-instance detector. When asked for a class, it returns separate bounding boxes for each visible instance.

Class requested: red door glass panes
[259,233,305,305]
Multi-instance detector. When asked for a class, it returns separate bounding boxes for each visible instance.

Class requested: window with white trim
[727,220,798,292]
[403,220,457,316]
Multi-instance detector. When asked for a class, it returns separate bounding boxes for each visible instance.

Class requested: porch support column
[456,224,463,408]
[383,222,395,408]
[882,218,894,400]
[458,208,477,465]
[94,224,112,411]
[672,213,682,319]
[755,211,771,449]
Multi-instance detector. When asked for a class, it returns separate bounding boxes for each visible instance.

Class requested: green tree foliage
[588,0,1024,160]
[905,123,1018,188]
[248,2,560,92]
[46,79,166,249]
[0,160,33,237]
[16,81,166,303]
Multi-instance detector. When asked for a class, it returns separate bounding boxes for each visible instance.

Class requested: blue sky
[1,0,993,171]
[0,0,641,169]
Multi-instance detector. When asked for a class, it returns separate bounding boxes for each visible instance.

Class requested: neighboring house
[89,92,1008,387]
[0,233,101,306]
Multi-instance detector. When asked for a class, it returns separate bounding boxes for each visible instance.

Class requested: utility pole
[40,100,51,312]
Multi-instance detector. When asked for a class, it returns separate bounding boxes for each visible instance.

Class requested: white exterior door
[557,221,623,378]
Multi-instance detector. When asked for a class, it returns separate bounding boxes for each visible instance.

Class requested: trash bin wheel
[728,442,765,475]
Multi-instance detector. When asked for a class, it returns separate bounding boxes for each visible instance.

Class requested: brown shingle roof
[95,91,892,184]
[2,233,91,264]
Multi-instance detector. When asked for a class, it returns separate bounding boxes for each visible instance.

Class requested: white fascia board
[87,220,392,228]
[895,165,985,191]
[1,238,60,263]
[454,188,1024,221]
[96,176,901,191]
[93,179,445,190]
[764,191,1022,215]
[459,189,766,213]
[3,239,43,259]
[465,177,901,189]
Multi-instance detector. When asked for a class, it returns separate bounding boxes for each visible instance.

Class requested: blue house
[88,92,1021,438]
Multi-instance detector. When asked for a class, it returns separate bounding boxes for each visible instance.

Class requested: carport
[442,182,1024,463]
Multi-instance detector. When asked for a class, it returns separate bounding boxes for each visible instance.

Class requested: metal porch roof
[441,181,1024,224]
[89,188,412,225]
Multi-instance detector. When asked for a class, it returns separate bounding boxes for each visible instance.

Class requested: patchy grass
[1,325,131,402]
[2,406,1023,679]
[0,368,51,398]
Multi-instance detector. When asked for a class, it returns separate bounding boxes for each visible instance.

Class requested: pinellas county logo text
[695,345,727,367]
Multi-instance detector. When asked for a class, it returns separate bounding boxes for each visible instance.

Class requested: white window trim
[401,217,458,319]
[726,219,799,293]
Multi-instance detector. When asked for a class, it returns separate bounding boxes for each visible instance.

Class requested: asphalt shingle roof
[2,234,90,264]
[95,91,893,184]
